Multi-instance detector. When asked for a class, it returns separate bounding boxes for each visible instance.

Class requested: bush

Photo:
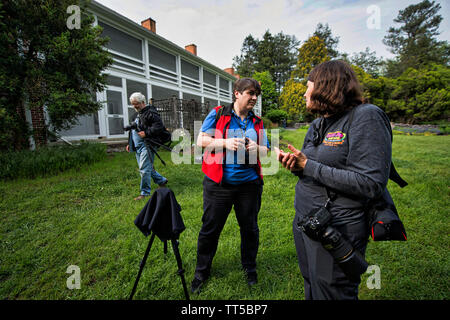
[262,117,274,129]
[265,109,288,123]
[0,141,106,180]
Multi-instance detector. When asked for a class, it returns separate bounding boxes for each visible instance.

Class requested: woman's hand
[275,144,308,172]
[245,138,258,153]
[224,137,245,151]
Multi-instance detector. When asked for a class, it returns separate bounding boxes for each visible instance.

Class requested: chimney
[141,18,156,33]
[224,67,240,78]
[185,44,197,56]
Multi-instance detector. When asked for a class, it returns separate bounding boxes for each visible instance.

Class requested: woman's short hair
[307,60,363,115]
[129,92,146,104]
[232,78,261,102]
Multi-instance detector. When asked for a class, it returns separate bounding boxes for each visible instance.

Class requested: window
[148,44,176,72]
[126,80,147,102]
[219,77,229,91]
[203,70,216,86]
[181,60,199,80]
[98,21,142,60]
[106,75,122,87]
[152,85,179,100]
[59,114,99,136]
[183,92,202,103]
[106,91,123,115]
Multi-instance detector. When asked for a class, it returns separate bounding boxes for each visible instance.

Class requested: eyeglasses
[244,90,259,97]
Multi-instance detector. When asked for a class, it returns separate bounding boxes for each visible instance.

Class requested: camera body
[124,122,140,132]
[297,206,368,281]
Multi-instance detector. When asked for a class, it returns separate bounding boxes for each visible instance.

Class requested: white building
[59,0,261,142]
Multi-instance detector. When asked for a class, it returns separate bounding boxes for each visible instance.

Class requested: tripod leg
[129,232,156,300]
[164,241,168,255]
[171,239,190,300]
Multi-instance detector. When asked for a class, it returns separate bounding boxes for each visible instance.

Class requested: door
[105,89,127,138]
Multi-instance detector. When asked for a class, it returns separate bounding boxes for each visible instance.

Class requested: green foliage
[0,141,106,180]
[290,36,330,83]
[359,63,450,123]
[233,30,299,93]
[265,109,288,124]
[279,80,307,120]
[0,0,112,150]
[232,35,258,78]
[312,23,340,59]
[350,47,383,78]
[261,116,273,130]
[252,71,278,115]
[280,36,330,120]
[383,0,449,77]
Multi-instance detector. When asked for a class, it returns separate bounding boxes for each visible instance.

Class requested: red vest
[202,105,264,184]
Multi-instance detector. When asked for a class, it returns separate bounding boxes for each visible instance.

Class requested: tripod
[129,232,190,300]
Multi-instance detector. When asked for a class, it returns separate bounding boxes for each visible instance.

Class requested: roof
[89,0,237,82]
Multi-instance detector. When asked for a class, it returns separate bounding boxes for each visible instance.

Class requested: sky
[95,0,450,70]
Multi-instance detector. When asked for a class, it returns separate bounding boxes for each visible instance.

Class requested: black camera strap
[324,187,337,209]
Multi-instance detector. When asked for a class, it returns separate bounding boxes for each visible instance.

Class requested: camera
[124,122,139,132]
[243,137,258,169]
[297,207,368,281]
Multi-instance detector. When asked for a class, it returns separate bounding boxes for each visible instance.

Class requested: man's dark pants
[194,177,263,281]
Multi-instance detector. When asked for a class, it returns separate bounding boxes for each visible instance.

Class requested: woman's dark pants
[293,218,368,300]
[194,177,263,281]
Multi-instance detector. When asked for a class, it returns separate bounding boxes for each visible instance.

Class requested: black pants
[293,217,368,300]
[194,177,263,281]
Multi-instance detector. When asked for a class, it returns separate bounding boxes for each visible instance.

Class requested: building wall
[59,3,264,141]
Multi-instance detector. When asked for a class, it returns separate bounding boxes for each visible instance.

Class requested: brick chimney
[141,18,156,33]
[185,44,197,56]
[224,67,240,78]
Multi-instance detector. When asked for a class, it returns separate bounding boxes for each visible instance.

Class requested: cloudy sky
[95,0,450,70]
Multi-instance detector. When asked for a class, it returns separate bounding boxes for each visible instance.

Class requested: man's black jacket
[138,104,165,140]
[134,188,185,241]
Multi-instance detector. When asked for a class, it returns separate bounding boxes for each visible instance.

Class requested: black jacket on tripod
[134,188,185,241]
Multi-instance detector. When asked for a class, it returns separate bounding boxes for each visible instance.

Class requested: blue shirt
[201,108,270,185]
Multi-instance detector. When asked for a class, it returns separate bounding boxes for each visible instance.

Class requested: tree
[312,23,340,59]
[233,30,299,93]
[0,0,112,150]
[355,62,450,123]
[350,47,383,78]
[383,0,449,77]
[251,71,278,116]
[232,35,259,78]
[0,1,30,151]
[280,36,330,120]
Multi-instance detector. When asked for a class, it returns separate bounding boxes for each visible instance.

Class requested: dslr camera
[124,122,139,132]
[297,206,368,281]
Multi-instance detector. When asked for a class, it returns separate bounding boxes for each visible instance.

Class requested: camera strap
[324,187,337,209]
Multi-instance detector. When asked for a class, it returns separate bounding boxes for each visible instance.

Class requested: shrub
[262,117,273,129]
[0,141,106,180]
[265,109,288,124]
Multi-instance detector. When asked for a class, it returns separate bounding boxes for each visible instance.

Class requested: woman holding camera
[276,60,393,299]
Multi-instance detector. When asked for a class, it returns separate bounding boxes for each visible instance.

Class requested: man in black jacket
[126,92,168,200]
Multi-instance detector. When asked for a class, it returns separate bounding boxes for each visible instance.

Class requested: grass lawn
[0,129,449,300]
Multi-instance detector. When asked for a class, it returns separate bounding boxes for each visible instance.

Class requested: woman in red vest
[191,78,270,293]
